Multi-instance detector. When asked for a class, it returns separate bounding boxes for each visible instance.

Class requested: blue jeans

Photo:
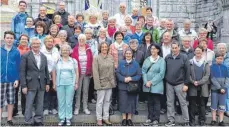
[211,90,226,112]
[57,85,75,120]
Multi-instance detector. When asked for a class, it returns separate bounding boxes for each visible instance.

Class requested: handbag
[127,81,139,93]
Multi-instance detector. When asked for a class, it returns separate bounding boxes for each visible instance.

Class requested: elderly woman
[41,35,60,116]
[116,49,142,126]
[188,46,210,126]
[72,34,93,115]
[193,28,214,50]
[216,43,229,117]
[15,34,30,116]
[107,17,117,39]
[119,26,132,44]
[49,24,59,38]
[52,44,78,126]
[198,38,215,65]
[93,42,116,126]
[85,28,98,56]
[109,31,129,69]
[124,16,135,34]
[55,30,68,51]
[96,27,112,46]
[142,44,165,126]
[84,14,101,38]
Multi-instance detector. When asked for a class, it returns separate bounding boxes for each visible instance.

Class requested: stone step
[1,110,229,125]
[3,101,212,112]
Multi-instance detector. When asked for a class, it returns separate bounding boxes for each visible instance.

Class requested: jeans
[211,90,226,111]
[147,93,161,121]
[189,91,206,123]
[166,82,189,123]
[96,89,112,120]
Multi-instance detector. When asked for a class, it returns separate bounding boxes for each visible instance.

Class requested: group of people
[1,0,228,126]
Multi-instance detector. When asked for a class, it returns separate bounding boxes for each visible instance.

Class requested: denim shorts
[211,90,226,112]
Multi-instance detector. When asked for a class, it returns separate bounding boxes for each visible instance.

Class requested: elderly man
[131,8,139,26]
[101,10,109,28]
[178,19,198,47]
[34,6,52,34]
[157,18,167,38]
[20,37,50,126]
[0,31,20,126]
[165,42,190,126]
[216,43,229,117]
[180,36,195,60]
[161,19,179,42]
[114,3,130,27]
[53,1,70,26]
[11,0,28,45]
[63,15,76,41]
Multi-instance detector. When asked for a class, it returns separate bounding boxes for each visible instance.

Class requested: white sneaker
[58,119,65,126]
[66,119,71,126]
[74,109,79,115]
[84,109,91,115]
[43,110,49,115]
[52,109,58,115]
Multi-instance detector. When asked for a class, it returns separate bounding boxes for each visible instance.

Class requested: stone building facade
[1,0,229,42]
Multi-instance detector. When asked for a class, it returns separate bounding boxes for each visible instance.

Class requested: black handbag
[127,82,139,93]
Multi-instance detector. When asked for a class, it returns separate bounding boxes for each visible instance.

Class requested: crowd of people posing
[1,0,228,126]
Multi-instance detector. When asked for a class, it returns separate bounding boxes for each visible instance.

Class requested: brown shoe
[103,119,112,126]
[97,120,103,126]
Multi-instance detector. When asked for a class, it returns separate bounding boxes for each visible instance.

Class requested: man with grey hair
[131,8,139,26]
[53,1,70,26]
[217,43,229,117]
[178,19,198,47]
[114,3,130,27]
[20,37,50,126]
[101,10,109,28]
[180,36,194,60]
[34,6,52,34]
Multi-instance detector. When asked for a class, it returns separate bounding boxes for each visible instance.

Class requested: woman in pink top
[109,31,129,69]
[193,28,214,50]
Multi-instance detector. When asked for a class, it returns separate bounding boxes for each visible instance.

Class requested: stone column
[221,0,229,43]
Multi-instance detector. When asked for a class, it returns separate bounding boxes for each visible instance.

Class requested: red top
[17,45,30,55]
[193,38,214,50]
[71,44,93,76]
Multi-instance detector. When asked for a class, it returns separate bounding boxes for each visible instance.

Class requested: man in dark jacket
[180,36,194,60]
[20,37,50,126]
[34,6,52,34]
[52,1,69,26]
[62,15,75,42]
[0,31,20,126]
[165,42,190,126]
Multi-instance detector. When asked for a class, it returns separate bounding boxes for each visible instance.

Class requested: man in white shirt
[114,3,130,27]
[178,19,198,47]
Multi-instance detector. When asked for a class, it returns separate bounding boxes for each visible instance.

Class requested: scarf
[150,55,160,63]
[108,25,116,37]
[114,41,125,50]
[192,56,205,67]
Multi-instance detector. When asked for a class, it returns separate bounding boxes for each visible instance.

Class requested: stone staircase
[1,92,229,126]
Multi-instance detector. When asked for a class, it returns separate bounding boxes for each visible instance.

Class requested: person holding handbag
[142,44,166,126]
[116,49,142,126]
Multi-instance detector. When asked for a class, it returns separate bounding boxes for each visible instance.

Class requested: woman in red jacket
[71,34,93,115]
[193,28,214,50]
